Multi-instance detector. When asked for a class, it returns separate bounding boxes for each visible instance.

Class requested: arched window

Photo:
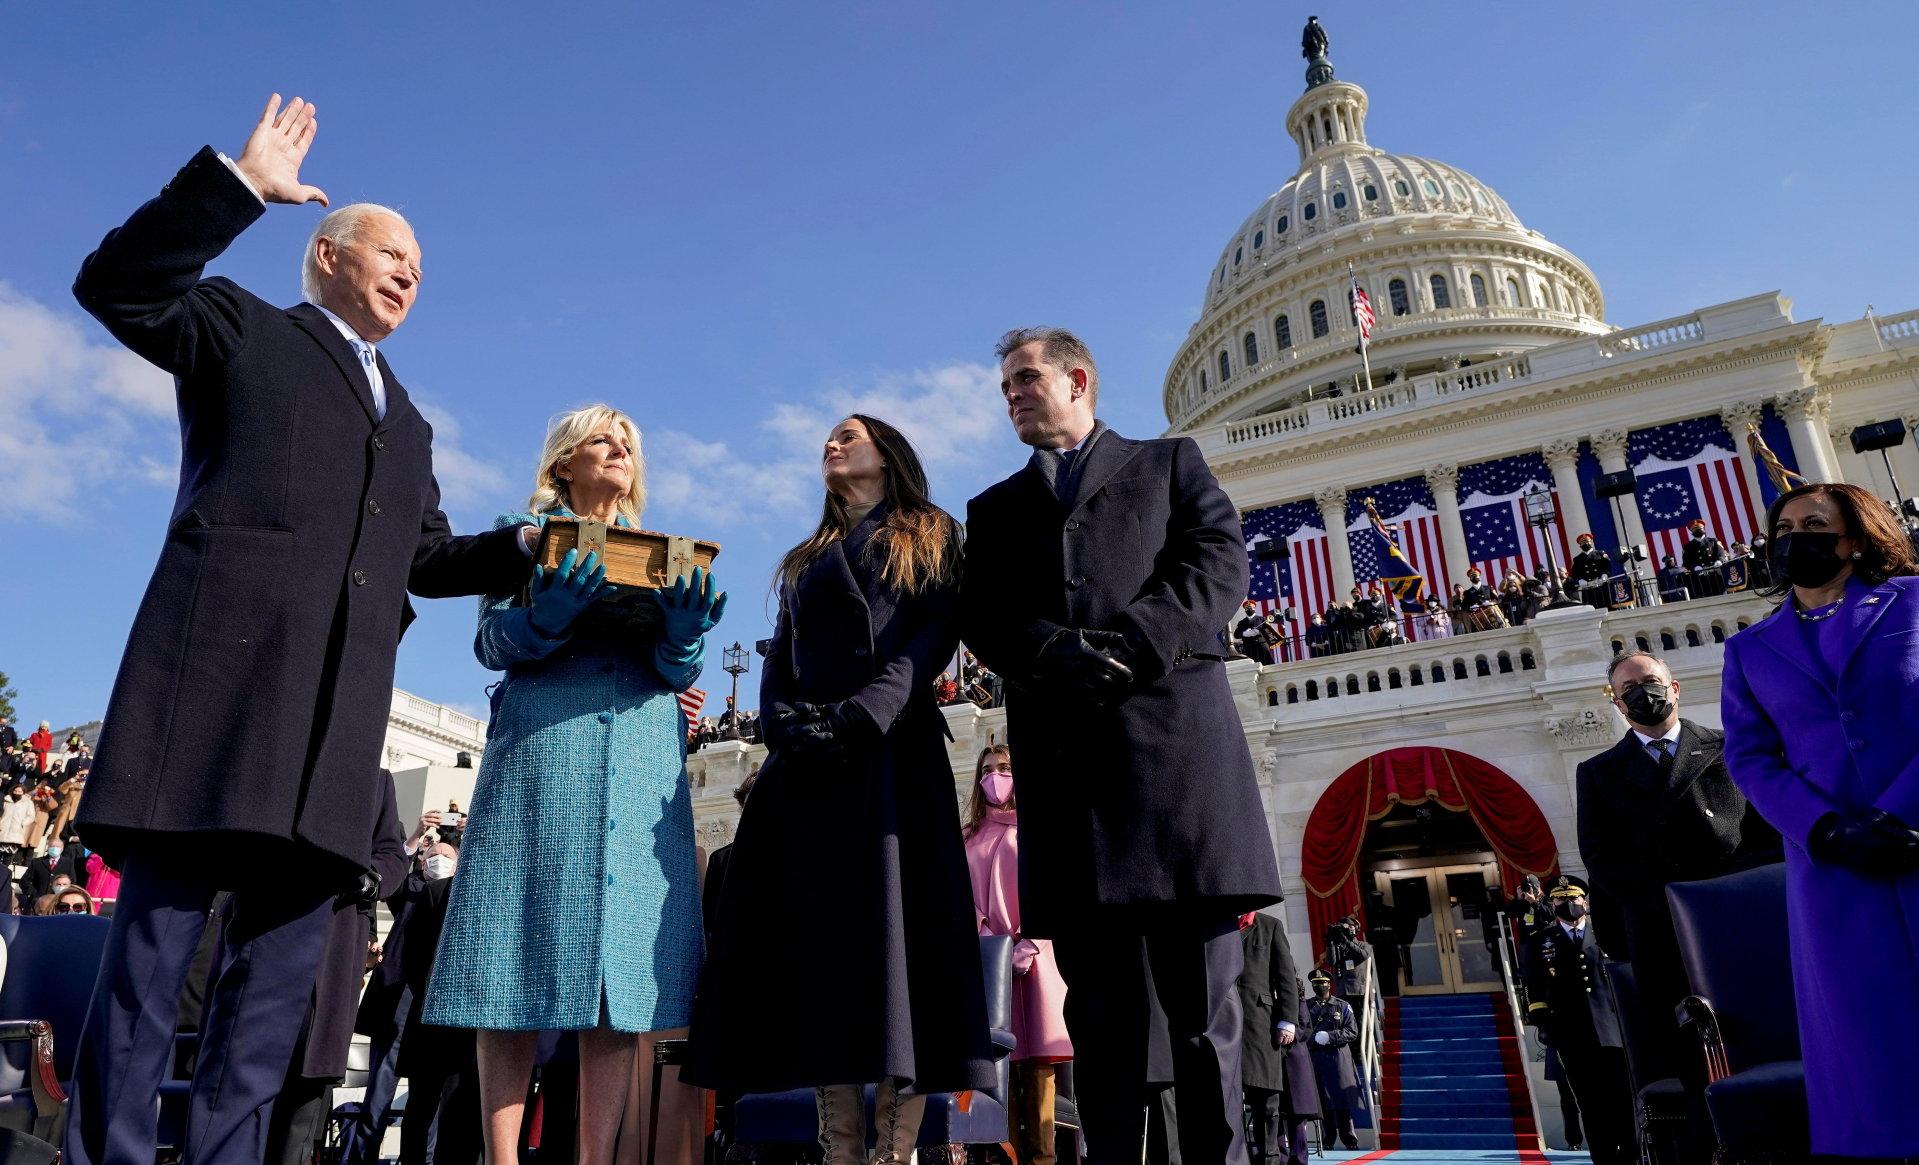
[1253,229,1264,249]
[1309,299,1329,338]
[1505,277,1521,306]
[1199,369,1208,393]
[1393,178,1410,197]
[1388,278,1410,316]
[1536,283,1552,307]
[1421,178,1440,196]
[1470,273,1487,307]
[1218,351,1231,382]
[1430,273,1451,309]
[1275,314,1292,349]
[1303,202,1318,221]
[1277,213,1289,233]
[1243,332,1259,366]
[1322,113,1332,141]
[1363,182,1379,201]
[1449,181,1467,199]
[1233,247,1242,267]
[1218,266,1225,286]
[1332,190,1348,210]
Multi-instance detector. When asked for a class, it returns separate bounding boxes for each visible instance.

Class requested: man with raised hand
[66,96,531,1165]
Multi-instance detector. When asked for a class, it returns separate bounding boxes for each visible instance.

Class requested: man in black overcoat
[961,327,1283,1165]
[1236,602,1276,665]
[64,97,530,1165]
[1524,877,1633,1165]
[1680,520,1726,597]
[1236,913,1317,1165]
[1569,534,1613,609]
[1577,650,1779,1159]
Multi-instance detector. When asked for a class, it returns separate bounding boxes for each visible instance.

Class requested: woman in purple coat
[1719,482,1919,1160]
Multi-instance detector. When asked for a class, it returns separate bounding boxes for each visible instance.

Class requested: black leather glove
[1808,809,1919,877]
[1033,629,1136,707]
[764,702,804,750]
[783,700,876,760]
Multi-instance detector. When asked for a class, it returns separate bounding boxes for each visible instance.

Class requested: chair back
[977,935,1014,1104]
[1604,960,1668,1093]
[1666,863,1796,1071]
[0,915,112,1084]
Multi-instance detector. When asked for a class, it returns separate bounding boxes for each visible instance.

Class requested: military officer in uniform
[1524,877,1632,1165]
[1457,568,1508,633]
[1304,969,1359,1150]
[1569,535,1613,609]
[1681,519,1726,597]
[1236,602,1275,665]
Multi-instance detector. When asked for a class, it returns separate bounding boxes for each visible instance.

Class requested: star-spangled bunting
[1457,452,1572,583]
[1628,416,1760,562]
[1241,499,1334,648]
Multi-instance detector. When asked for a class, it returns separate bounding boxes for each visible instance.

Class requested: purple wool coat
[1719,574,1919,1158]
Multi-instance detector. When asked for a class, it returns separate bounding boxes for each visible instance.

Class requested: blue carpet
[1384,993,1534,1151]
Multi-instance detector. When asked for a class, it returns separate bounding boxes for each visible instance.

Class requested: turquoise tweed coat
[424,511,707,1032]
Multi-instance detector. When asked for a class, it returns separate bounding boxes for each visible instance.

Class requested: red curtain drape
[1301,746,1561,962]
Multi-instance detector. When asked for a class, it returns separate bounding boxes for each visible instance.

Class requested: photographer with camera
[1320,915,1373,1013]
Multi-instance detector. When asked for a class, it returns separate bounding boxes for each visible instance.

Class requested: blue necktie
[1646,739,1673,765]
[352,340,386,420]
[1053,448,1078,499]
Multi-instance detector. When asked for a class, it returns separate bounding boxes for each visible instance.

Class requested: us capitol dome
[1164,23,1611,431]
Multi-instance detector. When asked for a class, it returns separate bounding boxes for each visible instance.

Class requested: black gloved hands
[1808,808,1919,877]
[1034,628,1137,707]
[779,700,877,760]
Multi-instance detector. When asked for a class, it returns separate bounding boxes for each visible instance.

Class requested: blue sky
[4,3,1916,729]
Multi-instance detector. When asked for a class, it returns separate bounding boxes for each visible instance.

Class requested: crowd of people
[1234,523,1777,665]
[0,719,118,918]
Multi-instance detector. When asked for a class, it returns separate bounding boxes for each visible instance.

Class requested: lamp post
[722,641,749,725]
[1524,485,1582,611]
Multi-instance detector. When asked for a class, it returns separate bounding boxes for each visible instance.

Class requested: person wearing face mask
[1720,481,1919,1162]
[1456,568,1507,633]
[1656,553,1691,603]
[963,745,1070,1165]
[1681,519,1727,597]
[1577,650,1778,1162]
[1302,969,1357,1150]
[1523,877,1631,1165]
[1569,534,1613,609]
[398,839,480,1165]
[1237,602,1276,666]
[1304,612,1332,658]
[0,783,35,868]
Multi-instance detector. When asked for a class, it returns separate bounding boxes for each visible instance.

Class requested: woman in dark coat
[1720,482,1919,1160]
[686,415,993,1165]
[1237,913,1318,1165]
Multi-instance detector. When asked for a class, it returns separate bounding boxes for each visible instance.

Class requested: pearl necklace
[1794,595,1847,622]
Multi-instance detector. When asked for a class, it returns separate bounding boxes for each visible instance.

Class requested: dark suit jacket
[396,875,472,1076]
[300,771,409,1078]
[71,147,526,883]
[1525,923,1621,1049]
[1238,915,1314,1108]
[960,424,1281,932]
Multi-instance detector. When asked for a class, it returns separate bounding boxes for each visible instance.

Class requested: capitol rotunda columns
[1590,429,1650,554]
[1719,400,1774,517]
[1541,438,1594,545]
[1424,463,1471,584]
[1777,388,1842,485]
[1315,486,1357,596]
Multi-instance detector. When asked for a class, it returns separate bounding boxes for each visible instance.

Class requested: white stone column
[1777,388,1842,484]
[1541,438,1594,545]
[1591,429,1649,553]
[1315,486,1357,597]
[1719,400,1773,520]
[1425,463,1471,587]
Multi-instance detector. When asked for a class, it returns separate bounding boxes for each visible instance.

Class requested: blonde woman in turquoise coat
[424,405,726,1165]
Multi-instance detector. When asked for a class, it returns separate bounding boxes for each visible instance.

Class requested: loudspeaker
[1253,538,1291,562]
[1849,419,1908,454]
[1595,470,1638,498]
[754,637,774,658]
[455,751,473,769]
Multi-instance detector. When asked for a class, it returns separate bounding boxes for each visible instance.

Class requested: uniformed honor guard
[1681,519,1727,597]
[1303,970,1359,1150]
[1457,568,1509,633]
[1523,877,1632,1165]
[1236,602,1275,665]
[1569,535,1613,609]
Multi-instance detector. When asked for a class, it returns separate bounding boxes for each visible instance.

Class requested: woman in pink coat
[962,744,1070,1165]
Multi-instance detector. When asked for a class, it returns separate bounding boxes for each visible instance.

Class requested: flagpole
[1350,262,1375,394]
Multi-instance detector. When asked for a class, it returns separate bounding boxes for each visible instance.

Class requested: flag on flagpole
[1351,276,1375,346]
[1359,497,1427,610]
[677,688,706,733]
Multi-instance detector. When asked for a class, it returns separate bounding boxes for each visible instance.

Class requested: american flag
[1629,417,1760,563]
[1242,500,1334,648]
[677,687,706,733]
[1458,453,1573,585]
[1351,274,1375,343]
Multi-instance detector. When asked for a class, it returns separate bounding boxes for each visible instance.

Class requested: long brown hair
[776,414,957,596]
[1761,482,1918,596]
[963,744,1013,837]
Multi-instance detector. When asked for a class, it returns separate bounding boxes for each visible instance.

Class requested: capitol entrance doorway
[1370,858,1503,995]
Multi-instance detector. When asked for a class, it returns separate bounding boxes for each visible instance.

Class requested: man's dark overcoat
[1237,915,1319,1114]
[960,426,1282,934]
[299,773,409,1079]
[1575,718,1779,1068]
[71,148,526,883]
[686,504,994,1095]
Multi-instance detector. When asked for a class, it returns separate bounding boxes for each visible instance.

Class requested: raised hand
[234,94,330,206]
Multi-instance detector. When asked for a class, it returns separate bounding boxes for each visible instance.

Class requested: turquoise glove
[652,565,727,646]
[529,548,608,636]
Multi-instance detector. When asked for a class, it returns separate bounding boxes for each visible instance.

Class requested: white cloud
[0,281,176,517]
[413,398,511,514]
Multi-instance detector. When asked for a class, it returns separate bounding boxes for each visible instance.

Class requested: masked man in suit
[961,327,1282,1164]
[1525,877,1632,1165]
[1577,650,1779,1160]
[65,97,533,1165]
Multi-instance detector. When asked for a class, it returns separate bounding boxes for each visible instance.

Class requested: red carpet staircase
[1378,992,1539,1151]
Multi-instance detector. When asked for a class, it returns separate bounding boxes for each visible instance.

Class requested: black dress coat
[1304,994,1359,1094]
[299,772,409,1078]
[686,504,993,1095]
[70,148,527,885]
[1525,924,1622,1050]
[1575,719,1779,1065]
[396,875,471,1078]
[960,426,1282,934]
[1237,915,1319,1115]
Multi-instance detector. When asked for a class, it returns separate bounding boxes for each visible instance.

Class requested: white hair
[300,203,412,305]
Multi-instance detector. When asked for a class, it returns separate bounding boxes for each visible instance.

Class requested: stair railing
[1494,915,1547,1152]
[1357,960,1383,1137]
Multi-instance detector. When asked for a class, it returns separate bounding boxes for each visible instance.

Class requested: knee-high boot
[815,1085,865,1165]
[1015,1061,1058,1165]
[871,1077,926,1165]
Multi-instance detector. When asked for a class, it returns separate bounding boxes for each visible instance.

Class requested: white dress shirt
[313,305,387,420]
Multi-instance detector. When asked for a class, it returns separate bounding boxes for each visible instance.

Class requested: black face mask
[1770,531,1848,589]
[1620,680,1675,728]
[1313,984,1332,999]
[1554,900,1587,923]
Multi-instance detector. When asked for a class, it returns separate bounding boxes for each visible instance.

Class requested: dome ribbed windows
[1275,314,1292,349]
[1309,299,1329,338]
